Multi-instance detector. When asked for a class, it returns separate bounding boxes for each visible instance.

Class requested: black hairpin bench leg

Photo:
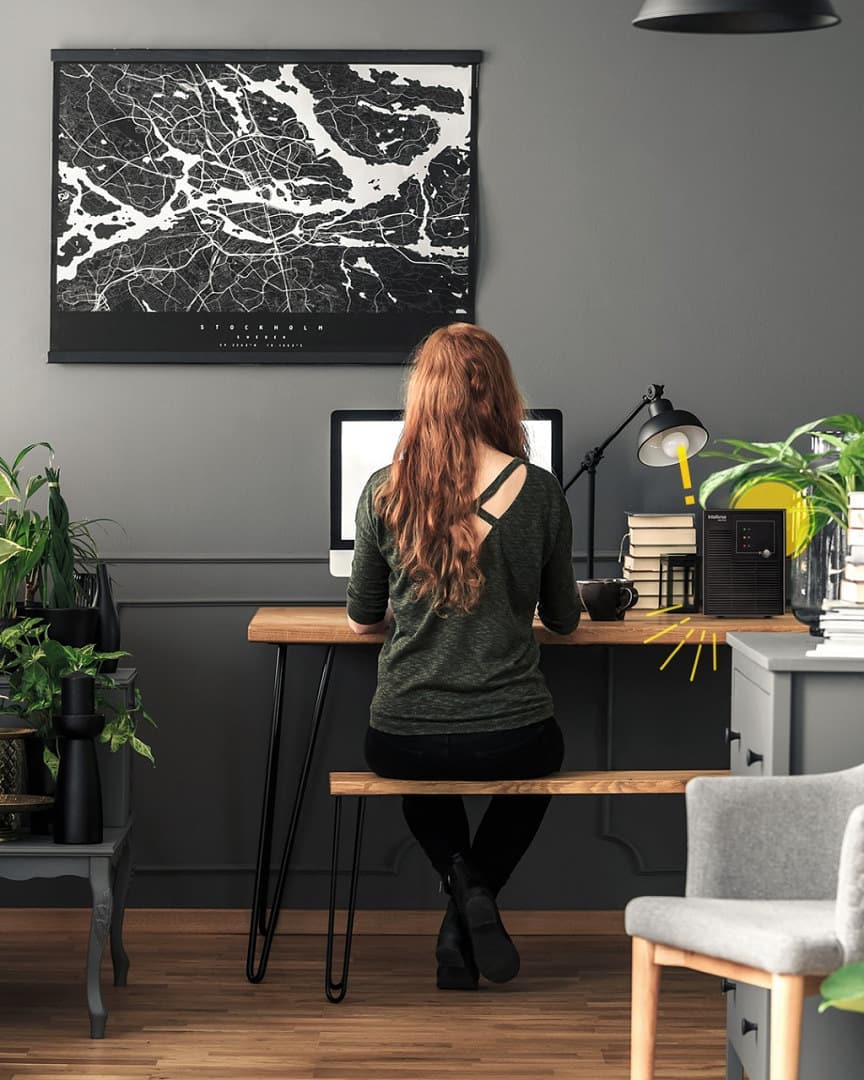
[325,795,366,1003]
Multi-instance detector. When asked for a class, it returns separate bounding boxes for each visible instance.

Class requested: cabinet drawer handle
[741,1018,758,1037]
[721,978,736,994]
[746,748,764,767]
[725,728,741,746]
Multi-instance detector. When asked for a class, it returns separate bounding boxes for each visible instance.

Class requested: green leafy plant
[0,616,155,777]
[0,443,53,617]
[44,465,76,608]
[820,962,864,1014]
[698,414,864,543]
[1,444,118,614]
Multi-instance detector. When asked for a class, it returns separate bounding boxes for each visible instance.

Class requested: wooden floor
[0,932,726,1079]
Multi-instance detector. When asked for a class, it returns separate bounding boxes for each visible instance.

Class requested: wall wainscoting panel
[1,567,728,910]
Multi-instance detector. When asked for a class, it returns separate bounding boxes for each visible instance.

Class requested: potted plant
[0,444,52,625]
[0,616,153,779]
[22,464,101,646]
[2,444,120,650]
[698,413,864,626]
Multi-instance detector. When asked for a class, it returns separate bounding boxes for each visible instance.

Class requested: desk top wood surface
[248,606,807,645]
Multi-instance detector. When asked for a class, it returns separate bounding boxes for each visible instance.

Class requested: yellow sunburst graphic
[642,605,718,682]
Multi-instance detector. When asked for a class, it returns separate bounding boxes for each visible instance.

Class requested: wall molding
[102,552,623,565]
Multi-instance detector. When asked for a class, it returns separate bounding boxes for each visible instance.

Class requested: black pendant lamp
[633,0,841,33]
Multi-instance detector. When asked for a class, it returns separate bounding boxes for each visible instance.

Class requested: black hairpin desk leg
[246,643,335,983]
[325,794,366,1003]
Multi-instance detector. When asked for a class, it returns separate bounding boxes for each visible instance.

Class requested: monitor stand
[329,550,354,578]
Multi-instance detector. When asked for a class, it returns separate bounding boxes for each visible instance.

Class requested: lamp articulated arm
[562,384,665,579]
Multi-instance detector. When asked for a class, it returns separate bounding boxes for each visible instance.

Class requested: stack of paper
[622,513,697,611]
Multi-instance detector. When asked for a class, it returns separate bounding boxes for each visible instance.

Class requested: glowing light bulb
[661,430,690,459]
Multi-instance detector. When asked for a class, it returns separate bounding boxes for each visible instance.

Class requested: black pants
[364,718,564,895]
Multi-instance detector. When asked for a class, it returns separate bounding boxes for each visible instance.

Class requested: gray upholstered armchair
[625,764,864,1080]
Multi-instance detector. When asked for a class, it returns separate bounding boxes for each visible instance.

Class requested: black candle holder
[53,673,104,844]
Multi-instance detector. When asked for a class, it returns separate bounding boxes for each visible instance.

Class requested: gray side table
[0,667,137,1038]
[724,634,864,1080]
[0,825,132,1037]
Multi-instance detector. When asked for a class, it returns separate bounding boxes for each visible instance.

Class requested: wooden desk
[248,606,806,646]
[245,605,806,983]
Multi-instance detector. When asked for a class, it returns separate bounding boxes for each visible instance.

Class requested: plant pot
[20,606,100,647]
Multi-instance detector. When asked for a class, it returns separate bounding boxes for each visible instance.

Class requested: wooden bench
[324,768,728,1002]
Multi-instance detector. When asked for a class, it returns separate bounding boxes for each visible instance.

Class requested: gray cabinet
[725,633,864,1079]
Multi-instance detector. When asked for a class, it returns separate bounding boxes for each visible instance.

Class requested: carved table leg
[111,836,132,987]
[87,857,113,1038]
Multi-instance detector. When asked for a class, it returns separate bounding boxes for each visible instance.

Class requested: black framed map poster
[49,50,481,364]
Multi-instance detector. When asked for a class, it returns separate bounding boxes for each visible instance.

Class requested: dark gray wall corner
[2,0,862,909]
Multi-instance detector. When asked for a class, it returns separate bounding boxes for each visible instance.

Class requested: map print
[54,60,474,328]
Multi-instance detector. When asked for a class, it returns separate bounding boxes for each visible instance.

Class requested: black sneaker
[446,853,520,984]
[435,899,479,990]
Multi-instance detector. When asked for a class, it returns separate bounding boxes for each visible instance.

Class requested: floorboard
[0,932,726,1079]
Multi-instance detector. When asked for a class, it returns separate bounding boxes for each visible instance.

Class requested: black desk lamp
[562,384,708,578]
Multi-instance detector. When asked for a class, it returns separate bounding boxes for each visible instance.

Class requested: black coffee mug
[577,578,639,621]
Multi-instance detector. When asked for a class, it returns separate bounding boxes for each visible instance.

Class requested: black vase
[95,562,121,673]
[53,673,104,845]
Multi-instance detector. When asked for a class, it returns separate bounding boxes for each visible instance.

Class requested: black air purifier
[702,509,786,617]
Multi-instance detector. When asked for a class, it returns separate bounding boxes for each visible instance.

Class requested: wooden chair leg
[770,974,805,1080]
[631,936,661,1080]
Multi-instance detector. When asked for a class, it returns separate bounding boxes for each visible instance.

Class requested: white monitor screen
[332,411,562,545]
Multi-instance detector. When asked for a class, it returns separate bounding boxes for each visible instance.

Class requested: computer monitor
[330,409,563,576]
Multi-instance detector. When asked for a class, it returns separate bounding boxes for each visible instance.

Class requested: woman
[346,322,580,991]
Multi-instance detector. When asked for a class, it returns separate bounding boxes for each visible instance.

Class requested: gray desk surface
[727,632,864,672]
[0,825,130,859]
[0,667,137,712]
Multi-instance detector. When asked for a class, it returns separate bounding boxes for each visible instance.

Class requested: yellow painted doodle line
[659,628,695,671]
[645,604,684,617]
[689,630,706,683]
[643,616,691,644]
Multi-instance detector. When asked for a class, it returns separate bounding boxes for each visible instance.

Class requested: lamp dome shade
[633,0,840,33]
[637,402,709,467]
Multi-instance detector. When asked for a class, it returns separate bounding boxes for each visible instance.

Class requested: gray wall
[2,0,863,910]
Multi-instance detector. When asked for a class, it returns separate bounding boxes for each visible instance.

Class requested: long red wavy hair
[374,323,529,614]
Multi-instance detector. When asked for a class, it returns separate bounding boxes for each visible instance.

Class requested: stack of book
[807,492,864,658]
[841,492,864,605]
[622,512,697,611]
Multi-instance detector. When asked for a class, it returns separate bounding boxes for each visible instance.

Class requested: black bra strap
[476,506,498,526]
[475,457,526,508]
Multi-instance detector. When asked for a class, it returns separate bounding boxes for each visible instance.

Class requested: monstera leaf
[820,963,864,1014]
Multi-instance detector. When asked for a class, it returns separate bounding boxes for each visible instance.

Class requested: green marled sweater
[346,459,580,734]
